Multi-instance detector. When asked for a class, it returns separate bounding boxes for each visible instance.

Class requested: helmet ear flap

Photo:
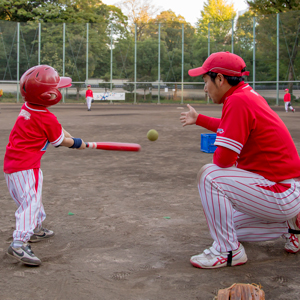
[40,92,52,100]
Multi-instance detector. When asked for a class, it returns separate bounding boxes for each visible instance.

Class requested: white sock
[12,240,24,248]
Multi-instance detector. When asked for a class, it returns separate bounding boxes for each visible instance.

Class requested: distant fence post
[231,19,234,53]
[208,22,210,56]
[110,22,113,104]
[38,22,41,65]
[134,24,137,104]
[181,23,184,105]
[158,23,161,104]
[86,23,89,86]
[63,23,66,103]
[276,13,279,106]
[17,22,20,103]
[253,17,256,91]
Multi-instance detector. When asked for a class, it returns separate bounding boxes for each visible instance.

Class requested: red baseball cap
[188,51,250,77]
[285,88,289,91]
[87,84,91,87]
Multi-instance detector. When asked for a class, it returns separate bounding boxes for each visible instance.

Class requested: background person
[86,84,94,111]
[284,88,295,112]
[180,51,300,269]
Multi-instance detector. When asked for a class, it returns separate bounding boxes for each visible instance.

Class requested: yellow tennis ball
[147,129,158,141]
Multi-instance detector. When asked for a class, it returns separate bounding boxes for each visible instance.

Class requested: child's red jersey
[86,90,93,97]
[284,93,291,102]
[4,102,64,173]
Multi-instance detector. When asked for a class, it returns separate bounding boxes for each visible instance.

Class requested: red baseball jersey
[214,82,300,182]
[86,89,93,98]
[284,93,291,102]
[4,102,64,174]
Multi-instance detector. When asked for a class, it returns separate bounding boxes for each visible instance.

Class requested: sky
[101,0,250,26]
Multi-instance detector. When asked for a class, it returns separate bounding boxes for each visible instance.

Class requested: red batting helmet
[20,65,72,107]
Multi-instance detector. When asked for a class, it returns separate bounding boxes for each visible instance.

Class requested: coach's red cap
[285,88,289,91]
[87,84,91,87]
[188,51,250,77]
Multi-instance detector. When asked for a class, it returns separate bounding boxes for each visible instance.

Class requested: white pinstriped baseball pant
[198,164,300,253]
[4,169,46,243]
[86,96,92,109]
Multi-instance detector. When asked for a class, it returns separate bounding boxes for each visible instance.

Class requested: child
[284,88,295,112]
[85,84,94,111]
[4,65,86,266]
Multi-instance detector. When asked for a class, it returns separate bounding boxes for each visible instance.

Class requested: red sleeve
[195,114,221,132]
[41,112,64,146]
[213,146,238,168]
[214,95,256,154]
[86,90,88,97]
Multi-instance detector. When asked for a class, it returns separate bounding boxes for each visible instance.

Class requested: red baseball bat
[85,142,141,152]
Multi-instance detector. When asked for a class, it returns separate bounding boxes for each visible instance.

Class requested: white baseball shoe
[29,227,54,243]
[283,216,300,253]
[7,242,41,266]
[190,243,247,269]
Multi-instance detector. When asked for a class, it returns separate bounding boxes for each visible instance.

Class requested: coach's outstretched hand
[180,104,199,127]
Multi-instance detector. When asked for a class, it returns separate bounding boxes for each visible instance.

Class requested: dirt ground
[1,102,300,300]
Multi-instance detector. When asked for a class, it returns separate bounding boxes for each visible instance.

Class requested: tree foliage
[245,1,300,92]
[247,0,300,14]
[116,0,160,40]
[197,0,236,36]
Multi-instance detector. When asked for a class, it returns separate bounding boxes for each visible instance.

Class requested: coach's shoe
[190,243,247,269]
[7,242,41,266]
[29,227,54,243]
[283,217,300,253]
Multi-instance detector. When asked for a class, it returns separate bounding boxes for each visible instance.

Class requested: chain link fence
[0,10,299,105]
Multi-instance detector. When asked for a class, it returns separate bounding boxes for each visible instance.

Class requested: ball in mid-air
[147,129,158,141]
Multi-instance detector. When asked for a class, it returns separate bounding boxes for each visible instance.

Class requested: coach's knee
[197,163,215,184]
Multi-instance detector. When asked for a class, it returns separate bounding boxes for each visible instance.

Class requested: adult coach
[180,51,300,269]
[284,88,295,113]
[86,84,94,111]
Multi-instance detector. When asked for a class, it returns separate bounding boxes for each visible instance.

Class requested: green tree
[190,0,236,83]
[117,0,160,40]
[197,0,236,37]
[247,0,300,14]
[144,10,196,83]
[0,0,128,85]
[246,1,300,93]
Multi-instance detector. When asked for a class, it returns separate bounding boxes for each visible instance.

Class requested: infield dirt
[1,103,300,300]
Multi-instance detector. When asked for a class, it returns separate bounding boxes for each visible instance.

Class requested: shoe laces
[23,243,34,254]
[288,234,299,247]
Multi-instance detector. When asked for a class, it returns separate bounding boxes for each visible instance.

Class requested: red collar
[220,81,246,103]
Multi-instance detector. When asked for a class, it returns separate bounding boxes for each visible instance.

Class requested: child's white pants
[4,169,45,242]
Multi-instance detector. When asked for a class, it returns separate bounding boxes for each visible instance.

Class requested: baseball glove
[214,283,265,300]
[91,99,94,103]
[0,89,3,96]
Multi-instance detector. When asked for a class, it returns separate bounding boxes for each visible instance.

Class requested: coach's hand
[180,104,199,126]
